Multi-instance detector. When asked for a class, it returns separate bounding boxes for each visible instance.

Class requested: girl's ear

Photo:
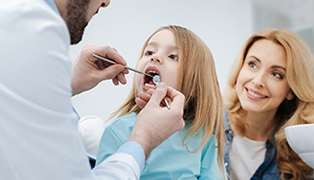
[286,90,294,101]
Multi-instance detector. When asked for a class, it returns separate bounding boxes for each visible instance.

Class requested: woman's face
[235,39,294,114]
[136,29,179,92]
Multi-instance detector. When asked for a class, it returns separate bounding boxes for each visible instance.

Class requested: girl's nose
[150,57,160,63]
[150,54,163,64]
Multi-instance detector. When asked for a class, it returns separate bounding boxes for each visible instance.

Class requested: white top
[0,0,142,179]
[229,134,266,180]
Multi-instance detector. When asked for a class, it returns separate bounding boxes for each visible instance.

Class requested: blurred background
[71,0,313,121]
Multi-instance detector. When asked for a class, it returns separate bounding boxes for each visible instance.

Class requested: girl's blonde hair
[109,25,225,173]
[224,29,314,180]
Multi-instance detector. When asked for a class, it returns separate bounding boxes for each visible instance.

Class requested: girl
[96,25,226,179]
[223,29,314,180]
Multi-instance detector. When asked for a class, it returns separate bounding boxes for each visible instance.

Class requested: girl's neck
[243,111,277,141]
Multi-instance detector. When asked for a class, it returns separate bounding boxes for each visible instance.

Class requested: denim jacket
[224,113,300,180]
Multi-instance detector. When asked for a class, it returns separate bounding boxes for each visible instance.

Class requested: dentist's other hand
[128,82,185,158]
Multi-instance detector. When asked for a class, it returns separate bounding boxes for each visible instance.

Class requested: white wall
[251,0,314,53]
[70,0,254,120]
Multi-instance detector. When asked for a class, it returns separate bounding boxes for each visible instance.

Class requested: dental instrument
[153,75,171,110]
[92,54,153,78]
[93,54,170,110]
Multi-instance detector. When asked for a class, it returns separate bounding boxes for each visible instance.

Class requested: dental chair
[78,116,109,168]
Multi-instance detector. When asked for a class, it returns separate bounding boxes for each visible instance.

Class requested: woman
[223,29,314,180]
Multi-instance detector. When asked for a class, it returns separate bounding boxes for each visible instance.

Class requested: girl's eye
[248,62,257,68]
[145,51,154,56]
[169,54,178,60]
[272,72,282,79]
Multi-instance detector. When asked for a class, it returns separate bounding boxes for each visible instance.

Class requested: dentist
[0,0,185,179]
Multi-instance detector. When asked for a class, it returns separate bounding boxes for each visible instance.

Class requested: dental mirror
[152,75,170,110]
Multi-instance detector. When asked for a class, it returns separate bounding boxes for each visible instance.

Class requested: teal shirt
[96,112,225,180]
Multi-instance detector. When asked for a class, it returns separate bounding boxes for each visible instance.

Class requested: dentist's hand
[128,82,185,159]
[71,45,129,96]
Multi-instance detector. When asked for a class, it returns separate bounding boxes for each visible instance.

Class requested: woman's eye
[169,54,178,60]
[145,51,154,56]
[272,72,282,79]
[248,62,257,68]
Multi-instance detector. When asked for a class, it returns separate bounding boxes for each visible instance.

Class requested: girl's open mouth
[143,66,161,89]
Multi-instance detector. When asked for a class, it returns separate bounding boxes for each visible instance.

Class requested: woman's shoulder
[223,111,230,123]
[223,111,232,131]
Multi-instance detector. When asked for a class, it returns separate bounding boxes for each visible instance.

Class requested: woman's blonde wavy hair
[224,28,314,180]
[109,25,225,174]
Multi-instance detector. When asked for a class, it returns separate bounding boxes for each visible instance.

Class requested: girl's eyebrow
[248,55,286,72]
[146,42,158,47]
[147,42,177,49]
[168,45,178,51]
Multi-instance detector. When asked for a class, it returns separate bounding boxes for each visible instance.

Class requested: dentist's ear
[286,90,295,101]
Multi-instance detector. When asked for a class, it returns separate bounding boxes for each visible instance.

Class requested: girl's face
[235,39,294,114]
[136,29,179,92]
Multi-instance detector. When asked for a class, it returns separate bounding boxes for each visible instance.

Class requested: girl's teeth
[144,83,156,88]
[248,90,266,98]
[147,70,157,74]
